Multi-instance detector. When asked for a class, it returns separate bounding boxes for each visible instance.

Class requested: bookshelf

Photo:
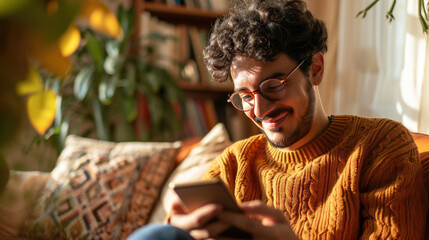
[136,2,223,28]
[133,0,259,141]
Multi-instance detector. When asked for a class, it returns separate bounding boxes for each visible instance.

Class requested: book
[202,99,218,130]
[188,27,210,86]
[208,0,228,12]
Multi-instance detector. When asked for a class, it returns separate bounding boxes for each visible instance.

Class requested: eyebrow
[233,72,287,92]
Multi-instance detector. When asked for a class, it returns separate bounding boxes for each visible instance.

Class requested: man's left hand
[217,200,300,240]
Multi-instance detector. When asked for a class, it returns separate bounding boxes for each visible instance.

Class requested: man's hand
[217,200,299,240]
[169,196,231,239]
[170,197,299,240]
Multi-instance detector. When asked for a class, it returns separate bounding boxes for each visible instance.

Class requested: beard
[256,79,315,148]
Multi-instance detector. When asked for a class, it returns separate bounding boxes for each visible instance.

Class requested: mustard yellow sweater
[204,115,428,239]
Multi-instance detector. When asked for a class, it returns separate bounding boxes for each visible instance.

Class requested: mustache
[254,108,292,122]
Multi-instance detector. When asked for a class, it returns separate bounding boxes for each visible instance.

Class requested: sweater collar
[265,115,349,163]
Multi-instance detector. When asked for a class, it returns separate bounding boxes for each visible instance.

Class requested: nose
[252,92,274,119]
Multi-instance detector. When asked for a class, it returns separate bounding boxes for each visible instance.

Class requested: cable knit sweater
[203,115,428,239]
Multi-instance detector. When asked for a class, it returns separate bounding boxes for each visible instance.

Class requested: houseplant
[0,1,186,174]
[44,5,187,154]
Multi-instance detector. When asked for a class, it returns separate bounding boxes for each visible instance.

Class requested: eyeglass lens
[230,79,286,111]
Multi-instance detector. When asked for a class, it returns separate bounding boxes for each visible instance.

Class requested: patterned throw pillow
[24,135,181,239]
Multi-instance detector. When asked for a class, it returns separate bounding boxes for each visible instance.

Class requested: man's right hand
[169,196,232,239]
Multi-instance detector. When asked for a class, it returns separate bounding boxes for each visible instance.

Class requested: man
[128,0,428,239]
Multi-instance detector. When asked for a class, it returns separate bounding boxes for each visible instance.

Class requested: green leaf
[59,119,70,151]
[124,63,136,97]
[121,94,137,122]
[74,66,95,100]
[98,75,118,105]
[91,98,109,140]
[104,55,119,74]
[147,93,163,123]
[118,5,132,36]
[106,40,120,57]
[86,34,104,72]
[54,95,62,127]
[115,113,135,142]
[146,69,163,92]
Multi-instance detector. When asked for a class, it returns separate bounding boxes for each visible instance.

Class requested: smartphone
[170,178,241,213]
[170,178,252,239]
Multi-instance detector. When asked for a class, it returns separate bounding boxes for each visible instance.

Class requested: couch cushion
[0,170,49,240]
[24,135,181,239]
[148,123,232,223]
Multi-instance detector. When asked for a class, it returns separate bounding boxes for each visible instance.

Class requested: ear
[309,53,324,86]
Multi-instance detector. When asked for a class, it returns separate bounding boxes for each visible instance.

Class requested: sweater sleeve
[359,122,428,239]
[202,141,243,194]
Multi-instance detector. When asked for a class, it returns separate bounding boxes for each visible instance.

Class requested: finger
[171,197,188,214]
[191,203,223,225]
[205,219,231,237]
[219,211,296,240]
[189,219,231,239]
[240,200,287,224]
[218,211,262,235]
[171,203,222,230]
[189,228,210,240]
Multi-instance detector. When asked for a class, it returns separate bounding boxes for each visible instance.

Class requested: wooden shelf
[141,2,225,28]
[133,1,257,140]
[177,81,233,99]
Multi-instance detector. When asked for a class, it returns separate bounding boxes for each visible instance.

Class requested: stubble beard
[261,80,315,148]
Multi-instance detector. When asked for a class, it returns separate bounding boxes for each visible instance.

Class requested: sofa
[0,123,428,240]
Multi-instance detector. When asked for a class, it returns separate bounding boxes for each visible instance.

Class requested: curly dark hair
[203,0,328,83]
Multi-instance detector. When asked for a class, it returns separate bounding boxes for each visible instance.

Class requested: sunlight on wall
[336,0,429,134]
[399,1,428,132]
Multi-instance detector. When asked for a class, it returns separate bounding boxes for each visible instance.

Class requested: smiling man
[127,0,428,239]
[228,54,325,149]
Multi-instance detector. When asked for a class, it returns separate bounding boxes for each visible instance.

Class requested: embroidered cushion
[24,135,181,239]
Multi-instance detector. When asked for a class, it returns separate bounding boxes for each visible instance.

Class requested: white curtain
[335,0,429,134]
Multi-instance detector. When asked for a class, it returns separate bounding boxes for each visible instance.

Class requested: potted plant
[49,5,187,151]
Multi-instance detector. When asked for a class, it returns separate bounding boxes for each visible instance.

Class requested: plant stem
[418,0,429,33]
[386,0,396,22]
[92,98,110,141]
[356,0,381,18]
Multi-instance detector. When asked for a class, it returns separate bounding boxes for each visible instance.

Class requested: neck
[281,90,329,151]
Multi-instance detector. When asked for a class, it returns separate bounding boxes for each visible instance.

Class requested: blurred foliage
[0,0,187,172]
[50,5,187,152]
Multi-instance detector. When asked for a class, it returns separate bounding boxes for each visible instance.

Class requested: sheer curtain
[335,0,429,134]
[306,0,339,115]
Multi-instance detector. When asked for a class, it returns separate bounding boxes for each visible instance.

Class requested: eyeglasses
[228,59,306,112]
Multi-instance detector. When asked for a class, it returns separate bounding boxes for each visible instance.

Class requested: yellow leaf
[59,24,81,57]
[27,89,57,135]
[30,33,71,77]
[16,65,43,96]
[80,0,123,39]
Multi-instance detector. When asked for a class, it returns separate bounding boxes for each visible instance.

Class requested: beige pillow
[148,123,232,223]
[0,170,50,240]
[24,135,181,239]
